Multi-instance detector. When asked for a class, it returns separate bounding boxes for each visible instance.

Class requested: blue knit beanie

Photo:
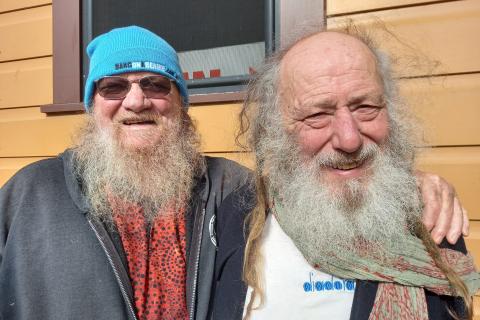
[84,26,188,111]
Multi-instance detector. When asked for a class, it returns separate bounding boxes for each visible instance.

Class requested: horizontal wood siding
[417,147,480,220]
[400,73,480,146]
[189,104,243,152]
[327,0,445,16]
[0,4,54,184]
[0,6,52,62]
[0,58,52,108]
[0,113,83,157]
[0,0,50,13]
[465,221,480,267]
[328,0,480,77]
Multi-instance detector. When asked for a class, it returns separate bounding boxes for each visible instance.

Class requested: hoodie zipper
[88,218,138,320]
[189,207,206,320]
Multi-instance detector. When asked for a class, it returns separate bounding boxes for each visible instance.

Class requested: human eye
[102,83,125,94]
[303,111,332,128]
[352,105,383,121]
[143,76,171,93]
[97,77,129,98]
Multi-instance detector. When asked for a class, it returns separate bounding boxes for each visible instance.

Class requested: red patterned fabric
[369,283,429,320]
[111,198,188,320]
[368,248,478,320]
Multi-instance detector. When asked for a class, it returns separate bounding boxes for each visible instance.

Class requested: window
[82,0,266,96]
[41,0,324,113]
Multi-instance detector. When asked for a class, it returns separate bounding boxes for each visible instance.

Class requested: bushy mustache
[114,111,163,125]
[311,144,379,169]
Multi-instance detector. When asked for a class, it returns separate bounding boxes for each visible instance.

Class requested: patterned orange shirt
[111,199,188,320]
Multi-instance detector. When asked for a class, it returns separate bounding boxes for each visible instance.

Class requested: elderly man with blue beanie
[0,25,469,320]
[0,25,250,320]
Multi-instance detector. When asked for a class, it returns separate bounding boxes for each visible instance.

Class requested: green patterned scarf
[272,200,480,319]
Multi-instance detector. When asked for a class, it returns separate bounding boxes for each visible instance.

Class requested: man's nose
[121,83,150,112]
[331,109,362,153]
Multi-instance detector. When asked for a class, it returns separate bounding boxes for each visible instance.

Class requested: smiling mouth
[121,119,157,125]
[331,161,362,170]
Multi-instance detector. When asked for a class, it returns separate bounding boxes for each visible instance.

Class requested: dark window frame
[41,0,325,114]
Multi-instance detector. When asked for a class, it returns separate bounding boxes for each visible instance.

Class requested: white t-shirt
[244,214,355,319]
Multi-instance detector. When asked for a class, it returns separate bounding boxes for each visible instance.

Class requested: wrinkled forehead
[278,32,384,104]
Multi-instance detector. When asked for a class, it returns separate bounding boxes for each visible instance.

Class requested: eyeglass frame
[94,75,175,100]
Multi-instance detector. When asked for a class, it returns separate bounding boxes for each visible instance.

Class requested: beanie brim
[84,48,188,110]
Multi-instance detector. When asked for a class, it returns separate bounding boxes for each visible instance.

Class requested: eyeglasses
[95,75,173,100]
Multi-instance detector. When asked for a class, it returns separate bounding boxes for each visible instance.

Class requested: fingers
[445,197,463,244]
[416,170,467,245]
[462,208,470,237]
[421,194,438,232]
[430,178,455,244]
[417,172,439,232]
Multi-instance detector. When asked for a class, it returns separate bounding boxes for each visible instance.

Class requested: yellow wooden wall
[1,0,480,314]
[0,1,52,183]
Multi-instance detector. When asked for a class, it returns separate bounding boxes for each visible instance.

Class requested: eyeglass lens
[96,76,172,100]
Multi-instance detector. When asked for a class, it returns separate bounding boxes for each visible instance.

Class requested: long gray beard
[262,125,423,269]
[72,114,204,222]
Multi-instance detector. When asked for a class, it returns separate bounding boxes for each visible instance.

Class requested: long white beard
[262,127,423,267]
[72,114,204,222]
